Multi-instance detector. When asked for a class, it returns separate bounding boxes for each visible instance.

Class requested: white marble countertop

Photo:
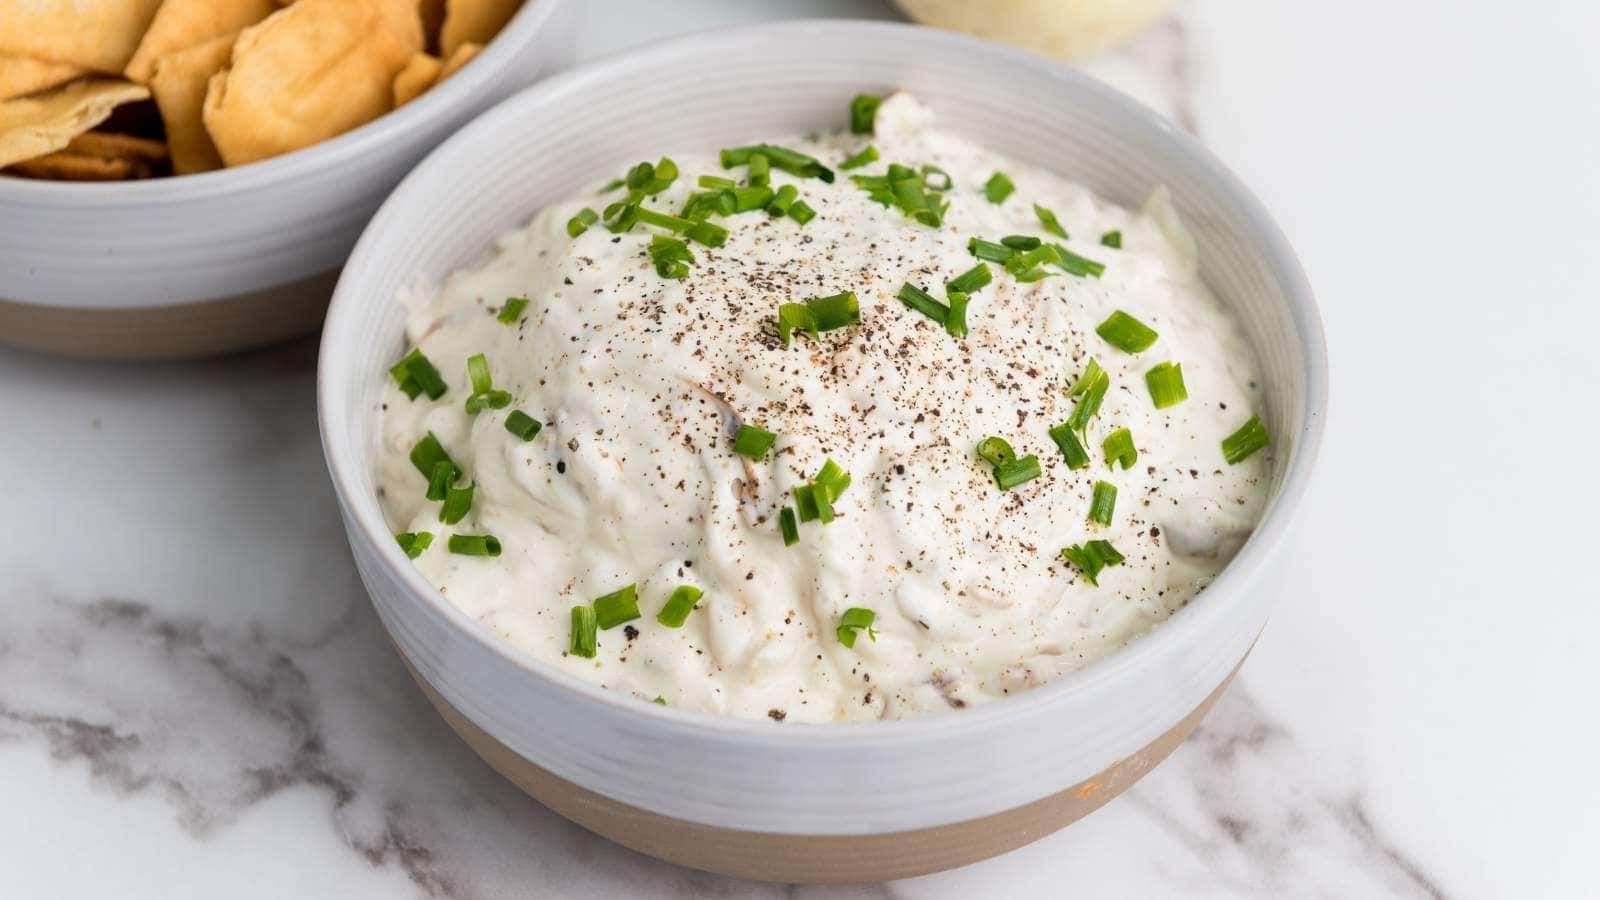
[3,1,1597,897]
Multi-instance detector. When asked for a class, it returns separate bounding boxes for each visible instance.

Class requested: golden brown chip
[202,0,422,166]
[392,53,443,108]
[0,79,150,168]
[439,0,520,58]
[0,55,88,101]
[124,0,277,84]
[7,130,168,180]
[0,1,165,74]
[439,41,482,80]
[148,33,235,174]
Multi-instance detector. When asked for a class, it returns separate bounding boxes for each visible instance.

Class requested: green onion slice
[850,94,882,134]
[1089,480,1118,525]
[766,184,799,216]
[1051,243,1106,278]
[1145,361,1188,409]
[395,531,433,559]
[1001,234,1041,250]
[747,151,770,187]
[1034,203,1068,239]
[570,605,597,658]
[779,507,799,546]
[994,455,1042,491]
[1101,230,1122,248]
[723,185,775,213]
[815,458,852,502]
[467,352,493,394]
[788,200,816,225]
[1070,358,1107,397]
[1003,244,1061,279]
[777,302,819,346]
[983,172,1014,203]
[1222,415,1270,465]
[593,584,641,630]
[1049,422,1090,469]
[504,410,542,441]
[439,481,474,525]
[1060,540,1124,586]
[1096,311,1159,353]
[447,534,501,556]
[698,174,736,190]
[427,460,454,502]
[807,291,859,332]
[656,584,704,628]
[1102,427,1138,470]
[836,607,878,648]
[896,282,949,325]
[732,424,777,460]
[793,483,821,523]
[410,431,457,483]
[840,145,879,170]
[1066,370,1110,433]
[968,238,1013,263]
[566,208,598,237]
[945,289,969,338]
[921,165,951,191]
[497,296,529,324]
[976,436,1017,467]
[723,144,834,183]
[647,234,694,279]
[946,262,992,295]
[390,349,447,400]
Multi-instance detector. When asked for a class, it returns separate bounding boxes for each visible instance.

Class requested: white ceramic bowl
[0,0,575,360]
[319,20,1326,883]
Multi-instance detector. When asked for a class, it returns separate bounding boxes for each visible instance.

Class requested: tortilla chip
[439,42,481,80]
[149,33,235,174]
[439,0,519,57]
[124,0,277,84]
[392,53,443,108]
[203,0,421,166]
[418,0,447,53]
[6,130,168,180]
[0,1,165,74]
[0,79,150,168]
[0,55,88,101]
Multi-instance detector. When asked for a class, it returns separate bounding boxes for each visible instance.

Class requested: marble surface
[3,1,1597,897]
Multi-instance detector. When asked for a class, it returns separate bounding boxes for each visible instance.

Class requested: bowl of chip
[0,0,574,359]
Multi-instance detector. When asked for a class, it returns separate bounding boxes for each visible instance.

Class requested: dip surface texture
[377,95,1269,722]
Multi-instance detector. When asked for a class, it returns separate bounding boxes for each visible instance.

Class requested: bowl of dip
[0,0,575,360]
[319,20,1326,883]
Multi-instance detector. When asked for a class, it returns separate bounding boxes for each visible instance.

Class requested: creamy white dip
[377,94,1270,722]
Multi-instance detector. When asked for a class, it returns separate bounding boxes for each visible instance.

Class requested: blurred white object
[895,0,1176,60]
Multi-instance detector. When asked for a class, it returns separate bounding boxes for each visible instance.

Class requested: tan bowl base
[404,656,1242,884]
[0,270,338,360]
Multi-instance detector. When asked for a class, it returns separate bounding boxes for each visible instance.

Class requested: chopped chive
[719,146,754,167]
[1003,244,1061,281]
[570,606,597,657]
[813,484,835,524]
[725,144,834,183]
[410,431,457,482]
[723,185,775,212]
[604,203,639,234]
[395,375,421,400]
[1051,243,1106,278]
[653,696,667,705]
[788,200,816,225]
[850,94,882,134]
[945,289,969,338]
[946,262,992,295]
[766,184,798,216]
[968,238,1013,263]
[427,460,454,501]
[976,436,1016,467]
[1066,362,1110,432]
[390,349,447,400]
[1001,234,1041,251]
[807,291,859,332]
[497,296,529,324]
[685,221,729,248]
[1222,415,1270,464]
[793,483,821,523]
[1145,361,1188,409]
[1102,428,1138,470]
[840,145,879,170]
[593,584,641,630]
[746,152,770,188]
[439,481,474,525]
[776,302,819,346]
[656,584,703,628]
[566,208,598,237]
[731,424,777,460]
[395,531,433,559]
[836,607,877,648]
[921,165,951,192]
[1101,230,1122,248]
[1070,358,1107,397]
[467,353,493,394]
[624,161,655,190]
[1096,311,1159,353]
[447,534,501,556]
[698,174,737,190]
[896,282,949,325]
[679,192,720,221]
[994,455,1042,490]
[635,206,695,233]
[464,389,512,415]
[1034,203,1068,239]
[983,172,1014,203]
[1049,423,1090,469]
[504,409,542,441]
[647,234,694,279]
[1088,480,1117,525]
[779,507,799,546]
[815,458,851,502]
[1060,539,1124,586]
